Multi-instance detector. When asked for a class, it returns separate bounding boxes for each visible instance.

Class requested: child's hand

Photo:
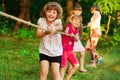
[87,22,91,27]
[46,26,52,34]
[71,33,79,41]
[54,23,61,26]
[70,33,75,37]
[67,33,75,37]
[46,26,56,36]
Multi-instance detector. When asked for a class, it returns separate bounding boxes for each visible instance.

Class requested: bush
[12,27,36,39]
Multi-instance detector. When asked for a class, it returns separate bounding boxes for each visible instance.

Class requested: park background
[0,0,120,80]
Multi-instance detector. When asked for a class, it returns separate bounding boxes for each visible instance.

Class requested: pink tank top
[62,23,78,51]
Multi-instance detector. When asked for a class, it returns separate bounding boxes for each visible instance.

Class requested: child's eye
[53,12,56,14]
[53,11,57,14]
[47,10,51,13]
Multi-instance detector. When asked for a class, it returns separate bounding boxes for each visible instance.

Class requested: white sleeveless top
[37,18,63,57]
[91,11,101,29]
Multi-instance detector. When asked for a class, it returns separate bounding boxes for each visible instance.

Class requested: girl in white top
[86,5,103,67]
[36,1,63,80]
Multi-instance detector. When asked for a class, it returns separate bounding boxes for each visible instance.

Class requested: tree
[1,0,6,12]
[66,0,73,17]
[14,0,31,32]
[94,0,120,38]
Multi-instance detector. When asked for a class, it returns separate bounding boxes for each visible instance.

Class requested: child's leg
[65,64,79,80]
[67,52,76,73]
[79,51,87,72]
[88,37,99,66]
[90,51,97,64]
[60,66,67,80]
[60,51,67,80]
[67,63,72,73]
[65,51,79,80]
[85,38,91,52]
[51,62,61,80]
[40,60,49,80]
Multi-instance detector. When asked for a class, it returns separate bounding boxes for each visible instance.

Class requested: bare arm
[36,24,50,38]
[72,33,79,42]
[64,26,78,41]
[49,20,63,35]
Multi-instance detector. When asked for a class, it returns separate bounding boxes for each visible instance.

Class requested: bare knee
[74,64,79,70]
[40,72,48,80]
[52,71,61,80]
[80,52,85,57]
[61,66,67,70]
[52,68,60,76]
[41,70,47,75]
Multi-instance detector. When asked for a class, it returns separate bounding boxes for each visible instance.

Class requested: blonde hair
[71,15,82,22]
[71,15,83,39]
[40,1,63,19]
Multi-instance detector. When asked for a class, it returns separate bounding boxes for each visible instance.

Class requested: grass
[0,36,120,80]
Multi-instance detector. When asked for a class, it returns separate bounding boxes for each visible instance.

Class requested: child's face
[73,9,82,15]
[71,17,81,28]
[46,9,58,22]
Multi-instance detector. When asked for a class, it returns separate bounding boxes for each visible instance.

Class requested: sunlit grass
[0,36,40,80]
[0,36,120,80]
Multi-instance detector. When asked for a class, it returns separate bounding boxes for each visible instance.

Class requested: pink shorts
[61,51,78,67]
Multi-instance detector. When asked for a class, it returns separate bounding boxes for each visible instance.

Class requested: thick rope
[0,11,87,35]
[0,11,47,30]
[0,11,67,34]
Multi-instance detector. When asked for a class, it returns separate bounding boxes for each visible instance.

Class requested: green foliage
[110,32,120,46]
[30,0,41,21]
[100,24,106,32]
[0,21,8,35]
[12,28,36,39]
[79,0,93,24]
[5,0,20,16]
[0,0,120,48]
[0,4,2,11]
[0,17,10,35]
[98,31,120,48]
[0,16,16,35]
[94,0,120,15]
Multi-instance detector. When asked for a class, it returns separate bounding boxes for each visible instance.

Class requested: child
[60,15,81,80]
[68,3,87,73]
[86,5,103,67]
[36,1,63,80]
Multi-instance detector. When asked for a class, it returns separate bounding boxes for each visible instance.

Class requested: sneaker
[97,58,103,64]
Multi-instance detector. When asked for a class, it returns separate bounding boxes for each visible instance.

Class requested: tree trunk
[66,0,73,17]
[104,15,111,38]
[14,0,30,32]
[1,0,6,12]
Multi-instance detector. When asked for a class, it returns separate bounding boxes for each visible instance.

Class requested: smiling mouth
[48,16,54,19]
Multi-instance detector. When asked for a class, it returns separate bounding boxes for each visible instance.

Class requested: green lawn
[0,36,120,80]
